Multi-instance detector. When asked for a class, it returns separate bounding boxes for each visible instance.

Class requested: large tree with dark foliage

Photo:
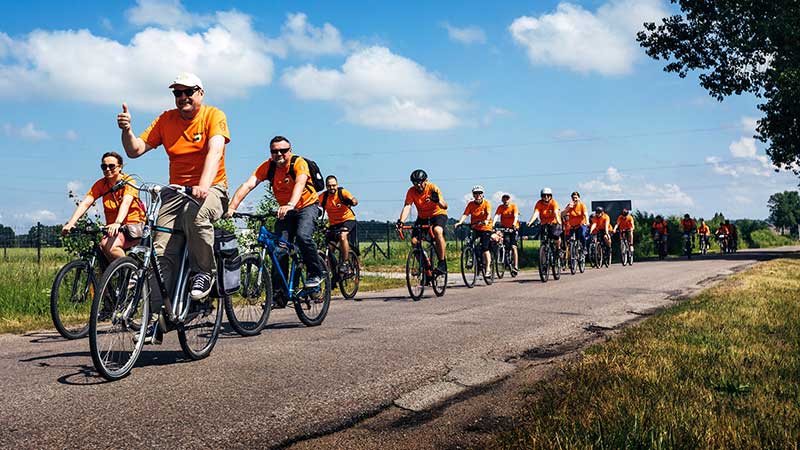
[767,190,800,234]
[637,0,800,173]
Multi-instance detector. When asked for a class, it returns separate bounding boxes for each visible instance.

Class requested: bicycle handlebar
[396,224,434,241]
[115,180,199,206]
[232,211,275,221]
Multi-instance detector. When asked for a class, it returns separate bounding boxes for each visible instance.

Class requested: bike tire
[224,253,272,337]
[405,249,425,301]
[461,245,477,288]
[292,256,332,326]
[178,279,224,360]
[603,246,611,268]
[51,260,95,339]
[89,256,149,381]
[495,244,505,279]
[338,250,360,300]
[482,252,494,285]
[552,244,561,280]
[620,242,628,266]
[429,246,447,297]
[569,241,577,275]
[578,246,586,273]
[539,245,549,283]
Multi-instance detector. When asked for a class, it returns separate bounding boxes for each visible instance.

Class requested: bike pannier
[213,229,241,296]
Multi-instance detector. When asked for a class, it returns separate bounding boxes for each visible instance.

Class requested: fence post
[386,223,391,259]
[37,221,42,264]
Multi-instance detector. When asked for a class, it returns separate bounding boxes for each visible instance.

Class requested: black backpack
[266,155,325,193]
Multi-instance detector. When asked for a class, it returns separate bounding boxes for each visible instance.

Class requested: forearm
[122,130,148,158]
[198,145,224,189]
[66,197,94,227]
[229,181,256,211]
[113,196,134,224]
[399,205,412,222]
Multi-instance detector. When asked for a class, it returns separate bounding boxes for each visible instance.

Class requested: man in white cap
[117,72,230,334]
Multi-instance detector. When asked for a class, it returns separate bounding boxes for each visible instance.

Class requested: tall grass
[749,229,796,248]
[493,258,800,449]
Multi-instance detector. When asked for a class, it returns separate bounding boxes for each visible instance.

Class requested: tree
[767,190,800,235]
[0,224,14,246]
[637,1,800,172]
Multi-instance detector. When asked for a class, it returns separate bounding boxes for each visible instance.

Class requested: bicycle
[619,230,634,266]
[397,224,447,300]
[699,234,710,255]
[537,224,561,282]
[654,233,669,260]
[683,232,694,259]
[459,226,494,288]
[225,212,274,336]
[493,227,518,279]
[50,222,108,340]
[89,182,224,381]
[319,223,361,300]
[717,233,730,254]
[567,228,586,274]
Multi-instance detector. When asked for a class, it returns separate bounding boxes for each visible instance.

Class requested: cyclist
[527,188,562,249]
[455,185,493,276]
[118,72,229,301]
[589,207,612,253]
[397,169,449,274]
[681,214,697,248]
[652,215,669,254]
[612,208,634,252]
[563,191,589,254]
[493,193,519,274]
[728,220,739,251]
[62,151,145,261]
[227,136,324,288]
[319,175,359,274]
[698,218,710,250]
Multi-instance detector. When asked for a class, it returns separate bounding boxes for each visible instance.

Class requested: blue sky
[1,0,797,229]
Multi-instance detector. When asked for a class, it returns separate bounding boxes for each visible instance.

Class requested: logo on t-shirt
[193,132,202,142]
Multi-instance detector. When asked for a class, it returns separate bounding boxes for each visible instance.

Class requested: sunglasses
[270,147,291,155]
[326,185,337,189]
[473,192,483,196]
[100,164,118,171]
[172,86,200,98]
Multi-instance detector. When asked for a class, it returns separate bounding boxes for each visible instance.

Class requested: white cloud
[442,23,487,45]
[275,12,347,56]
[579,166,693,211]
[705,156,771,178]
[65,130,79,141]
[729,137,757,159]
[482,107,512,125]
[3,122,49,140]
[0,10,274,111]
[554,129,579,139]
[16,209,57,224]
[579,179,623,194]
[66,180,83,194]
[126,0,212,29]
[509,0,668,75]
[741,116,758,134]
[606,166,622,182]
[281,46,462,130]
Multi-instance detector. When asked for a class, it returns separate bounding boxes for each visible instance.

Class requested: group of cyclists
[60,72,741,350]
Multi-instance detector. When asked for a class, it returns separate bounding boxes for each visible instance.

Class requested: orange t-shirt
[698,224,710,235]
[320,188,356,225]
[404,182,447,219]
[616,215,634,231]
[652,220,668,235]
[88,175,144,225]
[140,105,230,187]
[534,199,560,225]
[494,203,519,229]
[564,200,588,228]
[681,219,697,232]
[463,200,492,231]
[253,156,319,210]
[590,213,611,234]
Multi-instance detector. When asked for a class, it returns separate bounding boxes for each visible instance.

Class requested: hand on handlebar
[106,222,122,237]
[61,224,73,236]
[192,185,210,200]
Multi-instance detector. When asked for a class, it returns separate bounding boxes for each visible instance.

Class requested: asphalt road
[1,247,797,449]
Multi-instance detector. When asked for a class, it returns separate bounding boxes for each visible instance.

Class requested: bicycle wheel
[482,251,494,285]
[538,245,549,282]
[405,249,425,300]
[620,242,628,266]
[578,242,586,273]
[461,245,477,288]
[552,244,561,280]
[594,244,603,268]
[568,241,577,275]
[224,253,272,337]
[89,256,149,381]
[494,244,505,279]
[429,246,447,297]
[603,245,611,268]
[338,250,360,300]
[51,260,95,339]
[178,277,224,360]
[293,258,332,326]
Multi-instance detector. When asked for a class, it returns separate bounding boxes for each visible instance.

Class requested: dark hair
[270,136,291,147]
[325,175,338,183]
[501,194,510,200]
[102,151,123,165]
[571,191,580,198]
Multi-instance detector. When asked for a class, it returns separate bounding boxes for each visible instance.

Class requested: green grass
[354,275,406,292]
[492,258,800,449]
[749,229,797,248]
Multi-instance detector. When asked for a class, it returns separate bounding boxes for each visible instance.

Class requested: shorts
[101,229,139,251]
[326,220,357,243]
[473,230,492,252]
[539,223,562,241]
[413,214,447,240]
[502,229,518,247]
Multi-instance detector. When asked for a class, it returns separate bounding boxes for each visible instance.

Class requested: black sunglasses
[100,164,118,171]
[172,86,200,98]
[270,147,291,155]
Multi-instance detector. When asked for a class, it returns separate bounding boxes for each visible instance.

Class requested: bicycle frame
[398,224,435,275]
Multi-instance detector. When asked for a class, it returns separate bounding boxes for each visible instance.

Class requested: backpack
[266,155,325,193]
[321,187,354,218]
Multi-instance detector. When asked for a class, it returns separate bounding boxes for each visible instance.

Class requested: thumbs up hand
[117,103,131,131]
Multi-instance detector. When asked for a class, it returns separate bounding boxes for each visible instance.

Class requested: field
[492,257,800,449]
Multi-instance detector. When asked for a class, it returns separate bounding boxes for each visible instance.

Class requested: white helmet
[472,185,484,194]
[540,187,553,196]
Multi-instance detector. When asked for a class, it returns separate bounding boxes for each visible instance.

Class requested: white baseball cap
[169,72,204,90]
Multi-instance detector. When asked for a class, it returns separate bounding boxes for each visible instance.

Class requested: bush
[749,229,796,248]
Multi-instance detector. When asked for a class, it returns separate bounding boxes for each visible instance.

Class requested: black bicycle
[654,233,669,260]
[50,222,107,339]
[699,234,710,255]
[493,227,518,279]
[619,230,634,266]
[567,228,586,274]
[398,224,447,300]
[320,224,361,300]
[538,224,561,282]
[459,226,493,288]
[683,232,694,259]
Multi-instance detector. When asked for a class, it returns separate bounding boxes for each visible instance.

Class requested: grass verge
[493,257,800,449]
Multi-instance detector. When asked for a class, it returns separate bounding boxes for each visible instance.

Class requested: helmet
[595,207,604,214]
[699,218,704,222]
[622,208,629,215]
[656,215,663,220]
[472,185,484,194]
[540,187,553,196]
[724,219,730,224]
[684,213,690,219]
[410,169,427,184]
[501,193,510,200]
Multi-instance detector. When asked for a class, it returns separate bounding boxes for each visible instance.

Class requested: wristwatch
[287,201,296,208]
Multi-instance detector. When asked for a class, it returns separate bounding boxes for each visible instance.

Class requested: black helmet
[656,215,663,220]
[410,169,428,183]
[684,214,690,219]
[595,207,604,214]
[622,208,629,216]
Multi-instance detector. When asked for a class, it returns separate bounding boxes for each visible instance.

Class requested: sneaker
[134,322,162,345]
[436,260,448,274]
[305,276,322,288]
[189,273,213,300]
[127,273,139,291]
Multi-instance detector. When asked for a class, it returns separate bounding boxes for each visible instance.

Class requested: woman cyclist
[455,185,493,276]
